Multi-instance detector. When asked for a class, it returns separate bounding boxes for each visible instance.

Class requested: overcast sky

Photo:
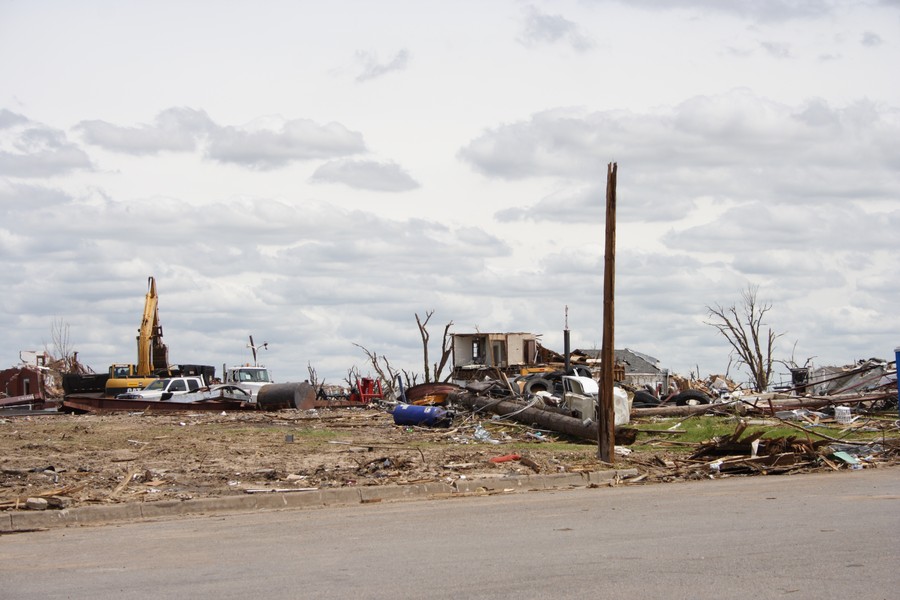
[1,0,898,388]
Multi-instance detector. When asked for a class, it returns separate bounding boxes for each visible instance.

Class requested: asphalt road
[2,467,898,600]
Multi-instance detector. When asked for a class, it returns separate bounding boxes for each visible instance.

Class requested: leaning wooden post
[598,162,617,463]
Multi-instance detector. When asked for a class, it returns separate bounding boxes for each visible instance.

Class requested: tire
[673,390,711,406]
[524,377,554,394]
[567,365,592,378]
[632,390,660,407]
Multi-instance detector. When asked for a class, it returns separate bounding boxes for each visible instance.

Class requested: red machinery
[348,377,383,404]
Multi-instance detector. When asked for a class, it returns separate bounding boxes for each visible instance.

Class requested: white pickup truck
[117,376,206,400]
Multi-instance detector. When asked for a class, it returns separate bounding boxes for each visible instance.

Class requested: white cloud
[207,118,366,169]
[861,31,883,46]
[75,110,368,170]
[518,5,593,51]
[461,91,900,217]
[0,111,91,177]
[760,40,793,58]
[311,159,419,191]
[355,49,411,82]
[611,0,838,22]
[2,0,899,387]
[75,107,215,155]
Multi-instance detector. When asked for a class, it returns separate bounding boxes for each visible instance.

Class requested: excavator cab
[111,364,134,379]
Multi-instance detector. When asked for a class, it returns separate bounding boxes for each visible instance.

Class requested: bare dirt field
[3,405,897,512]
[0,407,619,510]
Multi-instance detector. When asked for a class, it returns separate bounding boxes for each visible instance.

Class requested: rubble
[2,388,897,513]
[2,349,898,513]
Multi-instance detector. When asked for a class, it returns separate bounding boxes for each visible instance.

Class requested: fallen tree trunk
[630,390,894,418]
[448,392,637,445]
[631,403,726,418]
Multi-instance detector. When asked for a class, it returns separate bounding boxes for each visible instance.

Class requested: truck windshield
[240,369,270,382]
[143,379,168,391]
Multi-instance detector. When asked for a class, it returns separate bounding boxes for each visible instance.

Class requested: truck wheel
[632,390,659,407]
[673,390,711,406]
[524,378,554,394]
[567,365,592,378]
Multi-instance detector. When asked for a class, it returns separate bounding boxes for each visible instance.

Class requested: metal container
[256,382,315,411]
[392,404,451,427]
[834,406,852,425]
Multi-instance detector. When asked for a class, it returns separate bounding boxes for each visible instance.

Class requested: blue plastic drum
[392,403,451,427]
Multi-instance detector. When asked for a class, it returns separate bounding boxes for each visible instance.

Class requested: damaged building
[448,332,664,390]
[571,348,669,391]
[450,332,549,380]
[0,352,49,408]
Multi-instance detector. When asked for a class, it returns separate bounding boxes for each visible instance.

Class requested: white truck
[223,365,273,401]
[562,375,631,426]
[117,376,206,400]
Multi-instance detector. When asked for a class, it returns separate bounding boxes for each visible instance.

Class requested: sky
[1,0,898,389]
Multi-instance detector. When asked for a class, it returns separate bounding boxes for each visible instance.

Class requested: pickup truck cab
[117,376,206,400]
[223,366,272,401]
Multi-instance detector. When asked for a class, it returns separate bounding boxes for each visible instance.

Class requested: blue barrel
[392,404,451,427]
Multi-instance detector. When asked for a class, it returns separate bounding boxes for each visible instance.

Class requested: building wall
[0,367,41,397]
[451,333,538,368]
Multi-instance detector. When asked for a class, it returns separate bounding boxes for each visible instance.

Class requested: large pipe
[256,382,316,411]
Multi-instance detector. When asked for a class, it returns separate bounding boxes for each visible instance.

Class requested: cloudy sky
[1,0,898,388]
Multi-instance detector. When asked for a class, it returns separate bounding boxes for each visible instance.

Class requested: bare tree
[45,318,72,370]
[353,343,417,398]
[37,318,93,397]
[42,318,93,375]
[777,341,815,371]
[415,311,454,383]
[705,285,782,392]
[433,320,453,382]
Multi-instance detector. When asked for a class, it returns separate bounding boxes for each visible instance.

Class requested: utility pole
[598,163,617,463]
[248,335,268,367]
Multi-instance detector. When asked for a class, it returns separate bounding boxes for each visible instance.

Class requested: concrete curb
[2,468,638,532]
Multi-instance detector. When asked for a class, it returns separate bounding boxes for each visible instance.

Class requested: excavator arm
[136,276,169,377]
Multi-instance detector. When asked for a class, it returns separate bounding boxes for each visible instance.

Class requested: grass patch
[630,415,890,453]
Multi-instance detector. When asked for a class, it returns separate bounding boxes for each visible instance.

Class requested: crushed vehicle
[559,375,632,426]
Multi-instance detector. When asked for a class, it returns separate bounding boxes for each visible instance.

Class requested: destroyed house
[1,366,43,399]
[451,332,541,380]
[572,348,668,390]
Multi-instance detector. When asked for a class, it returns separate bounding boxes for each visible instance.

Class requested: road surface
[2,467,898,599]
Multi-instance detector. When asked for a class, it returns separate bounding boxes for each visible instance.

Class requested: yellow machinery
[104,277,170,396]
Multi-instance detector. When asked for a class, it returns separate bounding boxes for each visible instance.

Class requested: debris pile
[0,409,618,511]
[2,352,898,513]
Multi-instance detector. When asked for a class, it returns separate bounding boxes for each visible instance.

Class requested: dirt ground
[2,405,896,511]
[1,407,622,510]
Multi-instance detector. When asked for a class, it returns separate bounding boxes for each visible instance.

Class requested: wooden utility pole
[598,162,617,463]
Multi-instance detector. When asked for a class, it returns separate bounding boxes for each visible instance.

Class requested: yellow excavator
[104,277,170,396]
